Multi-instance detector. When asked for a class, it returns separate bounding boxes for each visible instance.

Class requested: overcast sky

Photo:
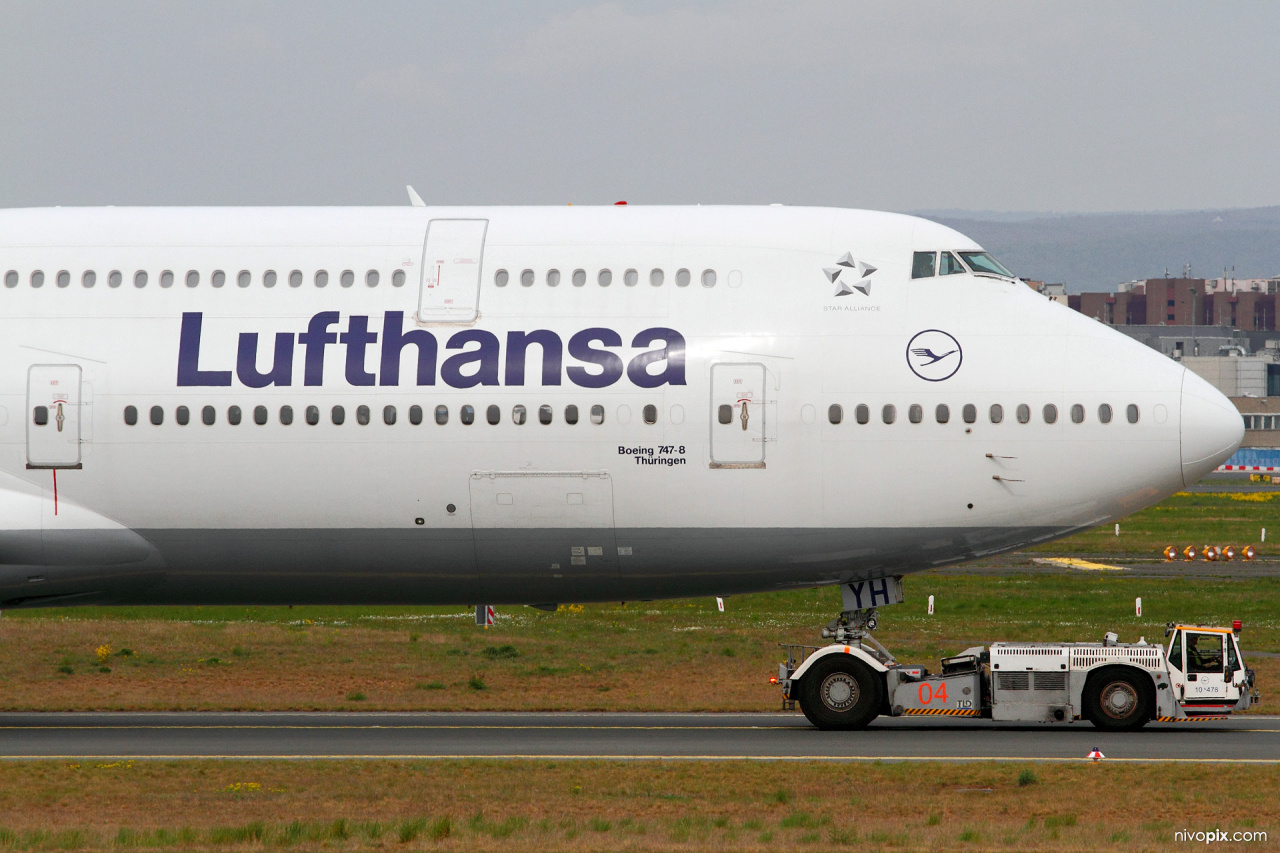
[2,2,1277,212]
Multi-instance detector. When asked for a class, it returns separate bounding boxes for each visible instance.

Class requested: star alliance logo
[824,252,877,297]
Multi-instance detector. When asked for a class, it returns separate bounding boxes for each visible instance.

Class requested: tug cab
[1165,622,1253,717]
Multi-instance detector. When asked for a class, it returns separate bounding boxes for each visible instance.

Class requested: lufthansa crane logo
[823,252,876,297]
[906,330,962,381]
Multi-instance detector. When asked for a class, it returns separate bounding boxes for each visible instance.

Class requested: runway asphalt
[2,712,1277,763]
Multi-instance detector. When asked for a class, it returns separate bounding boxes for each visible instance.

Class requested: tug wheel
[797,656,882,730]
[1083,668,1151,731]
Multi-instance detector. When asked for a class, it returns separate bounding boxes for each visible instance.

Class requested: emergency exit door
[27,364,82,469]
[710,362,766,468]
[417,219,488,323]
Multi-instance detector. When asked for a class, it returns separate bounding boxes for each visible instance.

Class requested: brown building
[1068,278,1276,331]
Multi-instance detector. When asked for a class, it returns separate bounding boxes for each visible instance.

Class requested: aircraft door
[418,219,488,323]
[710,362,766,468]
[26,364,82,469]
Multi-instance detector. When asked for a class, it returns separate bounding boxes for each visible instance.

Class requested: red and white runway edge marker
[1087,748,1105,762]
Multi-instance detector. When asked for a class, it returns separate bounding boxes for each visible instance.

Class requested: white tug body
[780,615,1257,730]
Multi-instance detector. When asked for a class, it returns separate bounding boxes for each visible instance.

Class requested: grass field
[0,490,1274,713]
[0,759,1274,852]
[1027,489,1276,555]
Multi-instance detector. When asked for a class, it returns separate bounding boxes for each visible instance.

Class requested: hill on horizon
[913,206,1280,293]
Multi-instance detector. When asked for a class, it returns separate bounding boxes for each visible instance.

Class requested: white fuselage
[0,205,1244,607]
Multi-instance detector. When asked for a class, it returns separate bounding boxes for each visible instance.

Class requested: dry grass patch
[0,759,1273,851]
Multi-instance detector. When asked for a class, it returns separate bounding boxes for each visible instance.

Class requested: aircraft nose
[1180,369,1245,486]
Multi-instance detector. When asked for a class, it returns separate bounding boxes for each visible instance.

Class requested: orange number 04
[917,682,948,704]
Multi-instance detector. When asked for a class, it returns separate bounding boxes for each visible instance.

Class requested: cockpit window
[911,252,936,279]
[939,252,966,275]
[958,251,1013,277]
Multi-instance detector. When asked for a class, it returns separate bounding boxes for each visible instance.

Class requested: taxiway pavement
[1,712,1276,762]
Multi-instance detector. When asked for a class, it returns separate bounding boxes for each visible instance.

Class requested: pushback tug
[775,580,1258,730]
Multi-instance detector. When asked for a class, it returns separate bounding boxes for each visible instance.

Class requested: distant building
[1067,277,1277,331]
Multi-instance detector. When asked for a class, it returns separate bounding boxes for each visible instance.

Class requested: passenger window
[306,405,319,425]
[539,404,553,425]
[289,270,302,288]
[176,405,190,426]
[908,404,922,424]
[486,404,500,425]
[184,270,198,288]
[572,269,586,287]
[650,269,664,287]
[202,405,215,426]
[33,406,48,426]
[719,404,733,425]
[963,404,977,424]
[1043,404,1058,424]
[311,271,324,288]
[1016,404,1031,424]
[366,270,379,287]
[356,405,370,425]
[882,404,896,425]
[150,406,163,425]
[134,271,148,288]
[237,270,251,288]
[254,405,268,425]
[212,270,225,288]
[855,404,869,425]
[643,404,657,424]
[109,270,122,288]
[911,252,936,279]
[676,268,691,287]
[383,405,396,425]
[1098,404,1113,424]
[989,404,1004,424]
[409,405,423,425]
[436,405,450,425]
[280,405,293,425]
[1071,404,1085,424]
[3,270,16,288]
[1127,404,1140,424]
[935,404,950,424]
[82,271,96,288]
[494,270,509,287]
[598,269,612,287]
[1186,633,1224,674]
[521,269,534,287]
[624,269,638,287]
[263,270,278,288]
[461,405,475,425]
[228,406,242,425]
[331,405,345,425]
[512,404,527,425]
[590,404,605,425]
[30,270,44,288]
[57,270,70,288]
[392,270,406,287]
[701,269,717,288]
[547,269,560,287]
[828,404,843,425]
[564,404,579,425]
[161,268,176,287]
[340,270,355,288]
[939,252,965,275]
[124,405,138,426]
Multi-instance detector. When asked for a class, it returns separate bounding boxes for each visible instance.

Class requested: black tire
[1083,668,1151,731]
[796,655,883,730]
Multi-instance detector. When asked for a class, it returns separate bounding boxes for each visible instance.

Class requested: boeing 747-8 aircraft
[0,203,1243,612]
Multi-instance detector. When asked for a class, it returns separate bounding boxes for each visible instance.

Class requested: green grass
[1027,490,1275,555]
